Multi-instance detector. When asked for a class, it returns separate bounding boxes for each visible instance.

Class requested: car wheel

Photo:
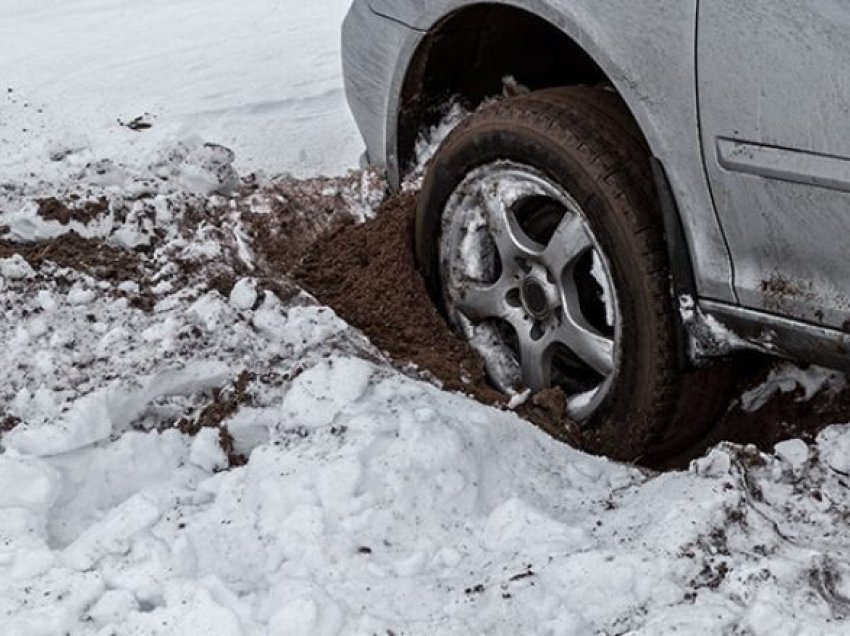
[416,86,728,463]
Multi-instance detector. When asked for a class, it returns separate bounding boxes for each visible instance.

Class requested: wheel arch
[391,1,700,311]
[389,2,654,182]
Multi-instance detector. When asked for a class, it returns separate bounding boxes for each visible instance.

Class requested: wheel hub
[521,276,550,320]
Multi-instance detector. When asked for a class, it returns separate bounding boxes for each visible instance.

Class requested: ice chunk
[61,492,163,570]
[87,589,139,625]
[190,428,228,473]
[774,439,809,469]
[67,284,96,305]
[178,143,240,196]
[0,254,36,280]
[280,358,373,431]
[229,278,257,311]
[6,362,230,456]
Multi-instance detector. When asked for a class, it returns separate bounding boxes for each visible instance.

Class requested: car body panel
[343,0,736,303]
[342,1,422,170]
[697,0,850,330]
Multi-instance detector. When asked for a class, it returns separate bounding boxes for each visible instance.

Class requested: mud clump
[296,192,503,403]
[519,388,583,447]
[0,231,145,282]
[176,371,256,468]
[0,414,21,436]
[0,231,156,309]
[37,197,109,225]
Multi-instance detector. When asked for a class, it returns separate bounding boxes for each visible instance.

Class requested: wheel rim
[439,161,621,422]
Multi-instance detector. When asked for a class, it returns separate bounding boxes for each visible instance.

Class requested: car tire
[416,86,730,464]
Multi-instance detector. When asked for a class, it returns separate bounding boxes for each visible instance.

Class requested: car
[341,1,850,463]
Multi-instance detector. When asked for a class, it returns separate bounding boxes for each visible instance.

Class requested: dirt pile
[296,192,499,402]
[295,192,580,444]
[176,371,258,468]
[0,231,144,279]
[702,355,850,453]
[36,197,109,225]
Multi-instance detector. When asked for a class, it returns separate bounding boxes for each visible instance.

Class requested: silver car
[342,1,850,462]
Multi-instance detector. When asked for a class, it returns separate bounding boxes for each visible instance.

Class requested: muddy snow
[3,1,850,634]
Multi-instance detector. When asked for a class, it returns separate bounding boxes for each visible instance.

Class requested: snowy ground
[3,1,850,634]
[1,0,362,179]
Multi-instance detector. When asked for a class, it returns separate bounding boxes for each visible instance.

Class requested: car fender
[374,0,736,304]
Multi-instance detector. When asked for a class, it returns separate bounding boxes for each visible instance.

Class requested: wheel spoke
[478,183,543,267]
[543,211,593,276]
[453,278,511,322]
[518,334,551,392]
[554,311,615,376]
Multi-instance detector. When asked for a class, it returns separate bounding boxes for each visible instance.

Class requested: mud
[0,414,21,435]
[243,174,370,273]
[708,355,850,451]
[37,197,109,225]
[296,192,501,402]
[0,231,142,278]
[0,231,158,310]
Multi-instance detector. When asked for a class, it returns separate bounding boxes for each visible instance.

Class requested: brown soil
[296,192,501,402]
[0,231,144,281]
[0,414,21,435]
[0,231,156,309]
[37,197,109,225]
[295,192,574,435]
[243,174,366,273]
[692,355,850,455]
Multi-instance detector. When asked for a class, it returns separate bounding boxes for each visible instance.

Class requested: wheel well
[397,4,612,172]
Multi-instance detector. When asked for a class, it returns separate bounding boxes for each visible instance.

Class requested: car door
[698,0,850,329]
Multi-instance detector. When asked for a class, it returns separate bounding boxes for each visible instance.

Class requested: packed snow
[3,1,850,634]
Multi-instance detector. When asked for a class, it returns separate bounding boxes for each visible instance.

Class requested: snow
[2,1,850,634]
[0,0,362,181]
[229,278,259,311]
[774,438,809,469]
[741,361,848,412]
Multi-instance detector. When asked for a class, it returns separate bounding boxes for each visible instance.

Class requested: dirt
[176,371,256,468]
[0,231,141,278]
[0,414,21,436]
[295,192,500,402]
[243,174,368,274]
[118,115,153,131]
[0,231,158,309]
[295,192,576,436]
[705,354,850,451]
[37,197,110,225]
